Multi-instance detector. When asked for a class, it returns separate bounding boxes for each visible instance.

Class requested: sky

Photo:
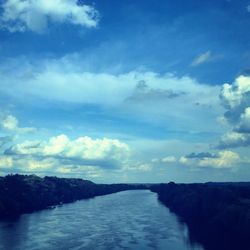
[0,0,250,183]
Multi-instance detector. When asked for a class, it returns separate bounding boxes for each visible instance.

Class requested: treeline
[151,182,250,250]
[0,174,146,218]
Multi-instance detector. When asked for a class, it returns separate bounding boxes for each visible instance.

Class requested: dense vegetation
[0,174,146,218]
[151,182,250,250]
[1,174,250,250]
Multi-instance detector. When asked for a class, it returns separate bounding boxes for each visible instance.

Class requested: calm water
[0,190,203,250]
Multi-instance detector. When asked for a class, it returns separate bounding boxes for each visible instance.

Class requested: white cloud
[191,51,212,66]
[151,158,159,163]
[217,75,250,148]
[151,156,176,164]
[179,156,189,164]
[180,150,240,168]
[198,151,239,168]
[1,115,18,130]
[218,132,250,148]
[0,56,223,134]
[220,75,250,110]
[21,157,56,170]
[136,163,152,171]
[7,134,130,162]
[0,57,220,106]
[0,0,99,33]
[0,156,13,168]
[0,154,104,178]
[162,156,176,163]
[0,134,132,177]
[0,114,35,133]
[124,161,153,172]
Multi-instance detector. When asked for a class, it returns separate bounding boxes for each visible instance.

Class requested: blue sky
[0,0,250,183]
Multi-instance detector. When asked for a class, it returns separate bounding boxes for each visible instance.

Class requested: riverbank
[0,174,147,218]
[151,182,250,250]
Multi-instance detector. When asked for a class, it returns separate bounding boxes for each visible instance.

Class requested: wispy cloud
[0,56,222,134]
[247,5,250,12]
[191,51,212,67]
[151,156,176,164]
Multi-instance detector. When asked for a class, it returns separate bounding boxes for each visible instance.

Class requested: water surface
[0,190,203,250]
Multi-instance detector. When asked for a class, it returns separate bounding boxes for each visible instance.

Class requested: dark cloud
[4,148,14,155]
[234,125,250,134]
[125,80,186,103]
[185,152,216,159]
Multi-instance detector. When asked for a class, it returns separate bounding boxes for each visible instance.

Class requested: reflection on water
[0,190,203,250]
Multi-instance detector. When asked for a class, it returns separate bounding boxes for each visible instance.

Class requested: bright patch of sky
[0,0,250,183]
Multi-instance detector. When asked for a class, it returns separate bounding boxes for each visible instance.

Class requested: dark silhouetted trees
[151,182,250,250]
[0,174,147,218]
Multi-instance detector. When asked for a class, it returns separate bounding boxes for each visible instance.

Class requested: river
[0,190,204,250]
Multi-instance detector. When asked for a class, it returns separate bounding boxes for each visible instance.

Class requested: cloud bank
[6,134,130,162]
[0,131,131,178]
